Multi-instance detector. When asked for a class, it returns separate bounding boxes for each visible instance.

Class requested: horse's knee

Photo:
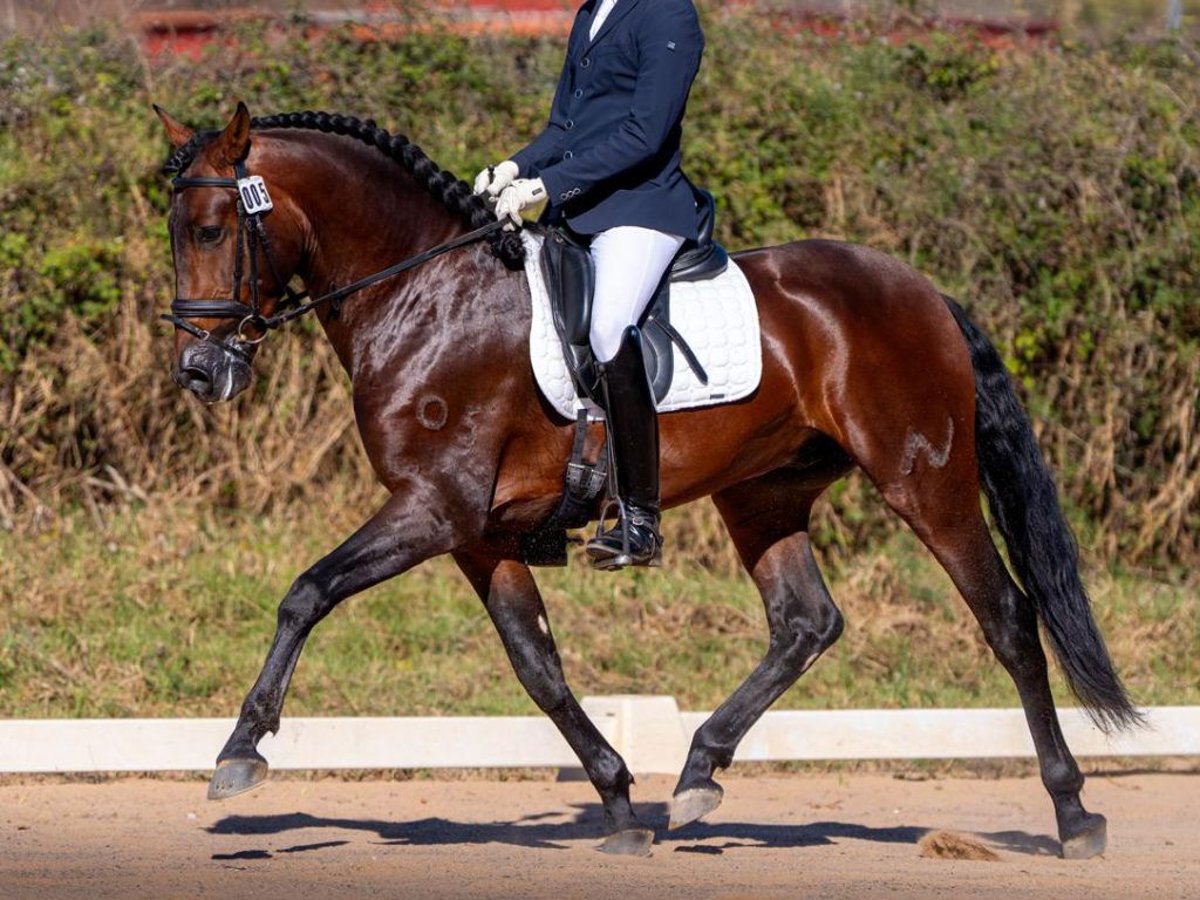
[815,602,845,650]
[774,601,844,672]
[276,572,328,633]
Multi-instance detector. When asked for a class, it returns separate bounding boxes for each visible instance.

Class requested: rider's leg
[585,226,683,570]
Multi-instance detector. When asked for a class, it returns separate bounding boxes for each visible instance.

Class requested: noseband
[164,154,506,359]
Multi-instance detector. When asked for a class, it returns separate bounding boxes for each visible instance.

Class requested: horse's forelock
[161,129,221,176]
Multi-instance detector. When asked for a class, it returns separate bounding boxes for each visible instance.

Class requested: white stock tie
[589,0,618,41]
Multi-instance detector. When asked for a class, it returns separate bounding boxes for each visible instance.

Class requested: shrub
[0,7,1196,566]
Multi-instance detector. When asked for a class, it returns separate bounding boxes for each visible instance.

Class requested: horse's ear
[154,104,194,149]
[210,101,252,168]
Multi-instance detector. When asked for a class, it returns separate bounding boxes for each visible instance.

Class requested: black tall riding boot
[586,326,663,570]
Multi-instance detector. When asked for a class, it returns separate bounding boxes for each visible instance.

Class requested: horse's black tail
[943,296,1141,732]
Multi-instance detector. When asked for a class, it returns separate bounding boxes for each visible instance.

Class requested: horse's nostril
[185,366,211,384]
[178,365,213,392]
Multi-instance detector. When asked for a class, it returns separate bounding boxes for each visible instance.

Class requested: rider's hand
[473,160,519,198]
[495,178,547,229]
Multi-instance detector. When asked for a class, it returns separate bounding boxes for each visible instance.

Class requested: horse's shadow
[208,801,1060,857]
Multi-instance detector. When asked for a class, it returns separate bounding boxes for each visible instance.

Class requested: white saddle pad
[523,231,762,419]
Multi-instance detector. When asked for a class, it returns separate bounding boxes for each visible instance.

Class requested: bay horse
[155,103,1138,859]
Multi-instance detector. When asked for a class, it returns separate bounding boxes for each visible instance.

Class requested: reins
[164,156,507,358]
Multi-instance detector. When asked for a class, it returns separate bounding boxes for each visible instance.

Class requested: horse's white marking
[901,417,954,475]
[537,614,549,636]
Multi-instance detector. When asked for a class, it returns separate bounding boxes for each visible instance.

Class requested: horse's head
[156,102,305,403]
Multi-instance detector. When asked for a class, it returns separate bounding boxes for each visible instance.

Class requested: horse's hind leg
[671,471,844,829]
[454,549,654,856]
[868,456,1106,858]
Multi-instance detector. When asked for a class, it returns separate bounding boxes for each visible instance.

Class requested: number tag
[237,175,274,215]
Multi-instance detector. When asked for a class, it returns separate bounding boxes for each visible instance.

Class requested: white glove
[473,160,519,198]
[494,178,547,229]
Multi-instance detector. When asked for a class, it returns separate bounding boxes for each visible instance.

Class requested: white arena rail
[0,698,1196,775]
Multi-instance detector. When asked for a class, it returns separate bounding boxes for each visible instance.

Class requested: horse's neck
[290,136,463,286]
[281,135,493,376]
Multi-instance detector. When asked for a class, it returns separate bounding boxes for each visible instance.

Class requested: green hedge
[0,9,1197,565]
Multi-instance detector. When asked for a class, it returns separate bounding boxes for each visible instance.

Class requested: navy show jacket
[511,0,705,239]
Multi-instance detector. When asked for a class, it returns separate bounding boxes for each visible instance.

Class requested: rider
[475,0,705,569]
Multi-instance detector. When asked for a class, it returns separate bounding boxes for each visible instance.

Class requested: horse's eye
[195,225,226,245]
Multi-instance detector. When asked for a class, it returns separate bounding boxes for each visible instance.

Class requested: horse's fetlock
[590,752,632,794]
[690,728,735,771]
[239,695,278,732]
[1044,760,1084,797]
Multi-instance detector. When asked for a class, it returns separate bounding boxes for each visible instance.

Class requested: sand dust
[918,829,1002,861]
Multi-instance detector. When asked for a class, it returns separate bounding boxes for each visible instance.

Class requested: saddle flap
[539,228,593,346]
[539,227,674,405]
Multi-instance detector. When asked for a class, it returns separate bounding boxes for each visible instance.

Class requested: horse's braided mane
[161,110,525,270]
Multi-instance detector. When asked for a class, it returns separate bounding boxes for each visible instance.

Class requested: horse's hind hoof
[208,756,269,801]
[1061,813,1107,859]
[597,828,655,856]
[669,784,724,830]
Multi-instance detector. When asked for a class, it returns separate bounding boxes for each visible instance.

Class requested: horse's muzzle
[174,340,252,403]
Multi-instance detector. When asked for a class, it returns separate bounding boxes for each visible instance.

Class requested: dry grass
[1,498,1195,720]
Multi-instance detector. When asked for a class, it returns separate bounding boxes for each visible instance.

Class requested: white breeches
[588,226,685,363]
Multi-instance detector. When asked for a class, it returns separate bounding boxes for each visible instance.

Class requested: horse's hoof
[669,784,724,830]
[1060,813,1107,859]
[207,756,269,801]
[597,828,655,857]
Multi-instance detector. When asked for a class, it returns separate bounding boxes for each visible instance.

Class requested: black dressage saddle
[538,189,729,408]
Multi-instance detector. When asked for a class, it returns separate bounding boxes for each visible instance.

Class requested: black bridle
[164,156,507,359]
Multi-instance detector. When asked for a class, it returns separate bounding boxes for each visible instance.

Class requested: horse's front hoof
[208,755,269,800]
[669,783,724,830]
[597,828,655,856]
[1060,812,1107,859]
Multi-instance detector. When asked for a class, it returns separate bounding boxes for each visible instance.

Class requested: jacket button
[565,119,574,130]
[563,150,574,159]
[580,57,590,68]
[574,89,583,98]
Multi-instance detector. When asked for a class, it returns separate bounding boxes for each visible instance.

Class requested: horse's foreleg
[454,549,654,856]
[209,491,462,800]
[671,475,844,830]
